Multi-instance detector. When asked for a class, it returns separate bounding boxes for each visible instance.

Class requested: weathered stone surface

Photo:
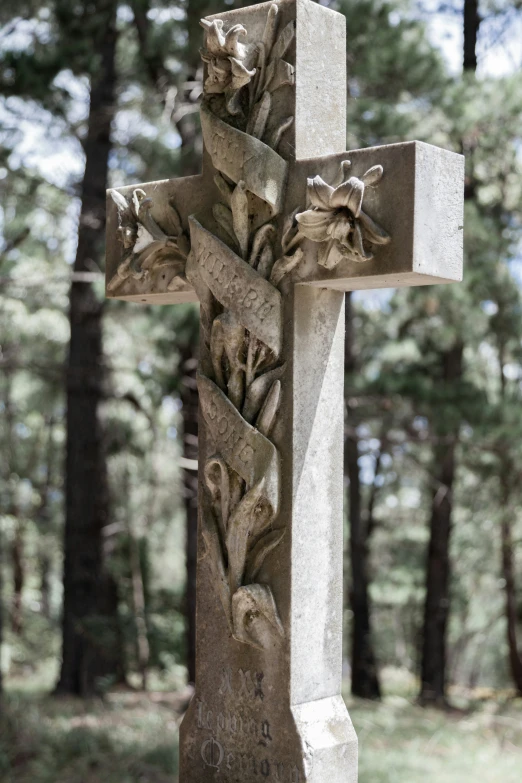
[105,1,464,781]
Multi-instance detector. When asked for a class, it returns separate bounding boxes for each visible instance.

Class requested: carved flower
[200,18,256,115]
[295,163,390,269]
[107,189,188,293]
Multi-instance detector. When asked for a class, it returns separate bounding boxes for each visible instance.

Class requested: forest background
[1,0,522,781]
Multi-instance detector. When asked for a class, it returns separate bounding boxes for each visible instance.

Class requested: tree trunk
[180,341,199,685]
[497,342,522,694]
[40,553,51,620]
[56,0,122,696]
[38,418,55,621]
[345,293,381,699]
[419,0,480,705]
[500,486,522,695]
[0,521,4,699]
[419,342,463,706]
[463,0,480,72]
[128,526,150,690]
[124,467,150,691]
[11,520,24,635]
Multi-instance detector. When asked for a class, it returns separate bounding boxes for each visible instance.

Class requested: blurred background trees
[0,0,522,778]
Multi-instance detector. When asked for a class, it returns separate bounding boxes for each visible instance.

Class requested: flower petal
[337,159,351,184]
[361,165,383,186]
[358,210,390,245]
[224,24,247,58]
[134,224,155,253]
[352,223,373,260]
[205,20,226,54]
[318,241,339,270]
[225,88,243,116]
[229,57,256,90]
[295,209,333,243]
[306,175,334,210]
[326,214,352,245]
[330,176,364,216]
[205,75,226,94]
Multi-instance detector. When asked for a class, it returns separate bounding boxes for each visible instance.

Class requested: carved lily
[295,163,390,269]
[107,189,188,293]
[200,18,256,115]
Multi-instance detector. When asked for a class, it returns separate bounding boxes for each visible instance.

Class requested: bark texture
[500,504,522,695]
[419,342,463,705]
[463,0,480,72]
[11,521,24,635]
[0,524,3,699]
[497,342,522,695]
[345,293,381,699]
[56,0,122,696]
[180,342,199,684]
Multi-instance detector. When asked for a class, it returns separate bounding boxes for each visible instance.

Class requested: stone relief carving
[191,4,301,651]
[107,188,189,293]
[193,6,390,650]
[202,3,295,150]
[296,162,391,269]
[200,19,257,116]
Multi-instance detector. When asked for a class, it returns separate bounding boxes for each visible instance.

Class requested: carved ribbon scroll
[192,4,391,651]
[188,5,300,651]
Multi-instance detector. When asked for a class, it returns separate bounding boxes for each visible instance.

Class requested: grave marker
[106,2,464,780]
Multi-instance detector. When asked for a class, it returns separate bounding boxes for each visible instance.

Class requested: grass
[352,695,522,783]
[0,676,521,782]
[0,691,182,783]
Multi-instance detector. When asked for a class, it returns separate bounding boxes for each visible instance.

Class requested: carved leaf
[256,243,274,280]
[269,247,304,286]
[107,255,133,292]
[249,222,275,268]
[264,59,295,92]
[362,165,384,186]
[232,584,284,649]
[220,311,246,366]
[231,181,250,259]
[213,203,238,247]
[282,207,300,253]
[228,368,244,410]
[336,160,352,186]
[134,244,186,277]
[109,189,131,215]
[267,115,293,151]
[269,20,295,63]
[177,232,190,258]
[201,497,233,632]
[262,3,279,55]
[226,480,270,592]
[204,456,230,536]
[214,172,233,206]
[211,311,247,402]
[255,379,281,437]
[228,470,245,518]
[249,91,271,141]
[242,364,285,423]
[210,318,226,390]
[358,209,390,245]
[246,528,285,583]
[167,198,183,235]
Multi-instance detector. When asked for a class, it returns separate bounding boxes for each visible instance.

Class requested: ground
[1,671,521,782]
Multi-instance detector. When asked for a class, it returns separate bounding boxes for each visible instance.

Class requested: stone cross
[105,1,463,780]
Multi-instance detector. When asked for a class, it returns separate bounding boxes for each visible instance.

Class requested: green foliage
[0,0,522,726]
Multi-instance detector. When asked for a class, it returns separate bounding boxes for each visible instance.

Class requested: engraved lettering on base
[219,666,233,695]
[201,737,225,769]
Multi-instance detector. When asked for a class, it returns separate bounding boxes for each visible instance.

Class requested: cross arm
[105,172,208,304]
[287,140,464,291]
